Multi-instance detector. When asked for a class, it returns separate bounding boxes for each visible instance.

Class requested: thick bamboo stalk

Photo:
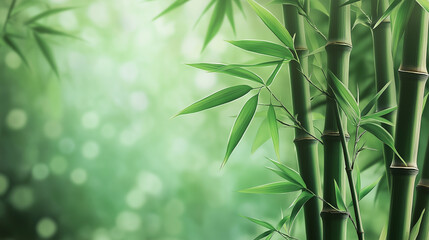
[412,138,429,240]
[283,5,322,240]
[321,0,351,239]
[387,3,428,240]
[370,0,397,186]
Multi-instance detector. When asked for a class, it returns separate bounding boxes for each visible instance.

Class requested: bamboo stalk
[387,2,428,240]
[283,5,322,240]
[321,0,352,239]
[370,0,397,186]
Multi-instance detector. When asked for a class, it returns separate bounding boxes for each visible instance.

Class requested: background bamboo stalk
[387,2,428,240]
[283,5,322,240]
[321,0,351,239]
[370,0,397,186]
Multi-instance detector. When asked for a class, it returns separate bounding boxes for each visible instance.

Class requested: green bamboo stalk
[370,0,397,187]
[387,2,428,240]
[283,5,322,240]
[412,138,429,239]
[321,0,351,239]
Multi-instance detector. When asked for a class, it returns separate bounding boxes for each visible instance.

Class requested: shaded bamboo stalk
[387,2,428,240]
[283,5,322,240]
[370,0,397,186]
[321,0,351,239]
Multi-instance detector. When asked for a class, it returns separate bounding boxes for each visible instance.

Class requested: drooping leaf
[189,63,264,84]
[2,35,29,66]
[194,0,216,27]
[373,0,401,29]
[177,85,253,115]
[361,82,391,116]
[289,191,313,226]
[391,0,413,57]
[252,118,271,153]
[254,230,275,240]
[33,33,58,77]
[361,122,405,164]
[247,0,294,49]
[267,158,306,188]
[267,106,280,159]
[226,0,236,34]
[223,94,259,166]
[328,71,360,124]
[214,60,285,71]
[359,176,382,200]
[153,0,189,20]
[203,0,227,50]
[245,217,276,230]
[416,0,429,13]
[266,61,283,86]
[25,7,77,25]
[409,209,426,240]
[228,40,294,59]
[31,25,81,40]
[240,181,303,194]
[334,180,347,211]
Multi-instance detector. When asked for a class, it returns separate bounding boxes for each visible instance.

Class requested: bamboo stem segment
[387,3,429,240]
[283,5,323,240]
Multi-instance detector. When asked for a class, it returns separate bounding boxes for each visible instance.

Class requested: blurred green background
[0,0,428,239]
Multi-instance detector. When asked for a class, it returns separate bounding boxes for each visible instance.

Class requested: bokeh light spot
[32,163,50,180]
[5,51,21,69]
[70,168,87,185]
[43,121,63,139]
[50,155,68,175]
[129,91,148,111]
[81,141,100,159]
[6,109,27,130]
[36,217,57,239]
[59,12,78,30]
[116,211,141,232]
[82,112,100,129]
[126,189,145,209]
[0,174,9,196]
[9,185,34,210]
[87,2,110,27]
[92,228,110,240]
[137,171,163,196]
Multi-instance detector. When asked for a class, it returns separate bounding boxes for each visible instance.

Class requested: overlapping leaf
[33,33,58,77]
[328,71,360,124]
[228,40,294,59]
[289,191,313,226]
[189,63,264,84]
[268,106,280,159]
[266,61,283,86]
[203,0,227,50]
[25,7,76,25]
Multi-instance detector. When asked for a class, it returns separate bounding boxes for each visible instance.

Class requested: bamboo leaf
[25,7,77,25]
[203,0,227,50]
[361,82,391,116]
[362,106,397,119]
[33,33,58,77]
[267,158,306,188]
[356,166,361,197]
[328,71,360,124]
[391,0,413,57]
[379,224,387,240]
[268,106,280,159]
[31,25,81,40]
[228,40,294,59]
[4,0,17,26]
[189,63,264,84]
[423,92,429,110]
[409,209,426,240]
[2,35,29,67]
[254,230,275,240]
[340,0,360,7]
[252,118,271,153]
[266,61,283,86]
[416,0,429,13]
[361,122,406,164]
[277,215,290,229]
[223,94,259,166]
[245,217,276,230]
[177,85,253,115]
[360,116,394,126]
[359,176,382,201]
[289,191,313,226]
[373,0,401,29]
[334,180,347,211]
[153,0,189,20]
[214,60,285,71]
[226,0,236,34]
[194,0,216,27]
[247,0,294,49]
[240,181,303,193]
[312,0,329,16]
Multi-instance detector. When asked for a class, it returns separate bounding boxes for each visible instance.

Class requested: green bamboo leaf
[2,35,29,67]
[289,191,313,226]
[245,217,276,230]
[194,0,216,27]
[267,158,306,188]
[252,118,270,153]
[423,91,429,110]
[266,61,283,86]
[153,0,189,20]
[25,7,77,25]
[356,166,361,197]
[328,71,360,124]
[240,181,303,193]
[362,106,397,119]
[31,25,81,40]
[359,176,382,201]
[311,0,329,16]
[334,180,347,211]
[228,40,294,59]
[4,0,17,25]
[247,0,294,49]
[270,0,303,11]
[391,0,413,57]
[267,106,280,159]
[33,33,58,77]
[416,0,429,12]
[226,0,236,33]
[177,85,253,115]
[340,0,360,7]
[277,215,290,229]
[254,230,275,240]
[373,0,401,29]
[203,0,227,50]
[223,94,259,166]
[379,224,387,240]
[361,122,406,164]
[234,0,245,15]
[410,209,426,240]
[215,60,285,72]
[360,116,394,126]
[361,82,392,116]
[189,63,264,84]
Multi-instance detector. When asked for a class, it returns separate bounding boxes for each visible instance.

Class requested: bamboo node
[390,165,419,176]
[416,183,429,193]
[320,209,349,219]
[325,41,353,50]
[294,137,318,143]
[322,131,350,141]
[398,69,429,78]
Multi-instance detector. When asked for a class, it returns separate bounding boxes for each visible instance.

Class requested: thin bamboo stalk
[283,5,322,240]
[321,0,352,239]
[370,0,397,186]
[387,2,428,240]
